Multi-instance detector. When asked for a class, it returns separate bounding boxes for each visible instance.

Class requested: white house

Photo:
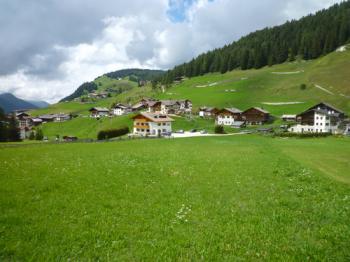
[288,102,345,134]
[216,108,242,126]
[112,103,131,116]
[132,112,174,136]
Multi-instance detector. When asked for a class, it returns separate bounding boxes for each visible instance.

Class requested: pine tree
[8,115,21,142]
[35,128,44,140]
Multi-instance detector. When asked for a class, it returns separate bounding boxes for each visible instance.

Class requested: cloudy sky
[0,0,342,103]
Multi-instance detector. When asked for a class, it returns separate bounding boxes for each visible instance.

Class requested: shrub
[97,126,129,140]
[214,125,225,134]
[29,131,35,140]
[300,84,307,90]
[274,132,332,138]
[35,128,44,140]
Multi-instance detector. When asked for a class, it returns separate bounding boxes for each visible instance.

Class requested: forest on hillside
[161,1,350,84]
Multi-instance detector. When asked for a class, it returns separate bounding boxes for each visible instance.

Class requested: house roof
[253,107,270,114]
[16,112,30,117]
[161,100,180,106]
[132,112,174,122]
[297,102,345,117]
[223,107,242,114]
[31,118,43,122]
[281,114,296,118]
[307,102,344,114]
[89,107,109,112]
[148,101,161,107]
[38,114,56,119]
[113,103,129,109]
[132,102,145,109]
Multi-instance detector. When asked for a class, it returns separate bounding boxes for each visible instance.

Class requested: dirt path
[262,102,304,105]
[314,84,334,95]
[271,71,303,75]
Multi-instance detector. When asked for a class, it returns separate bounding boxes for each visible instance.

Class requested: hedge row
[97,127,129,140]
[274,132,332,138]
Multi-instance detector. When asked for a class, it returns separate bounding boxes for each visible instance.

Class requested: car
[190,129,197,133]
[176,130,184,134]
[200,130,207,134]
[163,132,172,137]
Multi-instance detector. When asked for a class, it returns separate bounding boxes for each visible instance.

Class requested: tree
[214,125,225,134]
[35,128,44,140]
[29,131,35,140]
[7,115,21,141]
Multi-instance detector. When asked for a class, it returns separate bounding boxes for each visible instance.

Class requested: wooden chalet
[89,107,110,118]
[242,107,270,125]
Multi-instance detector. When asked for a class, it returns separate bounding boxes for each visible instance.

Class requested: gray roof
[161,100,180,106]
[89,107,109,112]
[113,103,130,109]
[253,107,270,114]
[224,107,242,114]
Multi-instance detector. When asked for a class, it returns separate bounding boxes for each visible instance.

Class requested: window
[316,117,319,120]
[158,123,161,126]
[162,129,166,132]
[147,129,150,132]
[137,128,140,131]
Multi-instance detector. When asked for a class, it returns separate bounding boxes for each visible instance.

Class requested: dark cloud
[0,0,166,76]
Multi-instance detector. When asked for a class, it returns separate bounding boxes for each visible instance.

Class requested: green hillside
[29,48,350,139]
[158,46,350,116]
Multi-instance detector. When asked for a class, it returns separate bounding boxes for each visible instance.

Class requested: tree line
[161,1,350,84]
[0,107,21,142]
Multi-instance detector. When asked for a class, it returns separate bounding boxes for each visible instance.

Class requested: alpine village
[0,1,350,261]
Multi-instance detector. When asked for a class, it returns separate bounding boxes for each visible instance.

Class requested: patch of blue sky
[167,0,197,22]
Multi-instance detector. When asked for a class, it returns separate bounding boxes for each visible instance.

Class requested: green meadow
[1,135,349,260]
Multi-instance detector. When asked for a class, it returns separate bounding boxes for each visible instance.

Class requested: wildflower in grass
[174,204,192,223]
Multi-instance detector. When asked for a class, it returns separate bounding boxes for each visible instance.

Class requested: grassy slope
[0,135,349,260]
[158,48,350,116]
[30,48,350,139]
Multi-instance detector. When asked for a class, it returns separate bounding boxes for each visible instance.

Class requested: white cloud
[0,0,343,103]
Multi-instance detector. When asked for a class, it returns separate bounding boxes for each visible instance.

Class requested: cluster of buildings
[199,106,270,128]
[15,111,71,139]
[13,100,349,140]
[89,98,193,118]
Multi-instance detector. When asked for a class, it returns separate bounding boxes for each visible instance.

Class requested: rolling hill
[60,69,164,102]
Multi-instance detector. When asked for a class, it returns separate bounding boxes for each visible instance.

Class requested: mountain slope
[60,69,164,102]
[0,93,40,113]
[28,100,50,108]
[162,1,350,82]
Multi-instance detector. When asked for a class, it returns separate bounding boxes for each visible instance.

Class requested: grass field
[1,135,349,260]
